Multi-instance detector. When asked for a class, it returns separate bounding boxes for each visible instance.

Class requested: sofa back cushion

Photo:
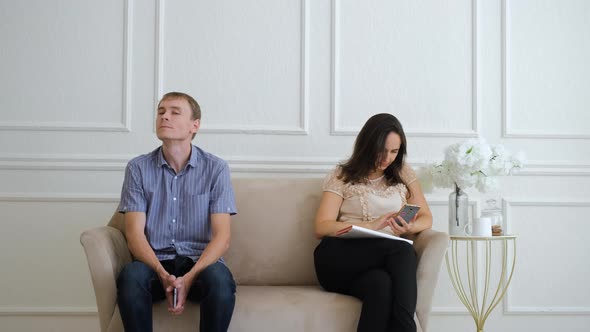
[226,178,322,286]
[108,177,324,286]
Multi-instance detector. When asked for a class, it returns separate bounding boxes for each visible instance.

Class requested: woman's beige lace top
[322,164,417,234]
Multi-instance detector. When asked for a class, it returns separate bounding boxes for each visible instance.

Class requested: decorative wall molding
[154,0,309,135]
[330,0,479,137]
[0,0,133,133]
[501,0,590,140]
[503,200,590,208]
[0,154,337,173]
[503,305,590,316]
[0,306,97,316]
[0,155,432,174]
[225,156,336,174]
[0,154,131,171]
[502,198,590,315]
[0,193,120,203]
[2,154,589,176]
[0,154,338,173]
[515,161,590,176]
[502,130,590,140]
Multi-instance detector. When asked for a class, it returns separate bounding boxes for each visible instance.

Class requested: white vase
[448,185,469,236]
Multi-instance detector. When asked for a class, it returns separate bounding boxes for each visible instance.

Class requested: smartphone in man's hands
[395,204,420,226]
[173,288,178,308]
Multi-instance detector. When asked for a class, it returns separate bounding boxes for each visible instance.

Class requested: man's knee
[199,263,236,300]
[117,261,155,294]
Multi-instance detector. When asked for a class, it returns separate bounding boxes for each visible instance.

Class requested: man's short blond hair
[159,92,201,120]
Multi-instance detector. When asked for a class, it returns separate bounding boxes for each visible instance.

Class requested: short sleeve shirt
[322,163,417,235]
[118,145,237,261]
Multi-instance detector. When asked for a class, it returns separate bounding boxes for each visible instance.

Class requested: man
[116,92,237,332]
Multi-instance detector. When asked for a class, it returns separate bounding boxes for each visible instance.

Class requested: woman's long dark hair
[338,113,410,195]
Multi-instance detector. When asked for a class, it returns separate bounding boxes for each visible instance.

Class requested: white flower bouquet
[421,139,524,193]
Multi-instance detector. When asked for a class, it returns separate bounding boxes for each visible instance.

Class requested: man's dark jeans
[116,256,236,332]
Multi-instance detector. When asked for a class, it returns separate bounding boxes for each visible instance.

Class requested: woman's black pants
[314,237,417,332]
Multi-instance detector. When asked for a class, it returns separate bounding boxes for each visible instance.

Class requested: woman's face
[376,132,401,171]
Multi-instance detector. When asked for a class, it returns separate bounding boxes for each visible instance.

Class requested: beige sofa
[80,178,449,332]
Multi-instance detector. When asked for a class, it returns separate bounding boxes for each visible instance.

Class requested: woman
[314,113,432,332]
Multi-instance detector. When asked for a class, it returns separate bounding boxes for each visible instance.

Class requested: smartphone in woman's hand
[395,204,420,226]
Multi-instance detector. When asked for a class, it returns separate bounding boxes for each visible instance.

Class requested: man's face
[156,97,200,142]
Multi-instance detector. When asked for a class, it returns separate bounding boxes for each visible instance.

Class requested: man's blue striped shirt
[118,145,237,261]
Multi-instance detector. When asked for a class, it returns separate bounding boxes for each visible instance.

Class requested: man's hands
[165,273,196,315]
[156,266,177,312]
[155,266,195,315]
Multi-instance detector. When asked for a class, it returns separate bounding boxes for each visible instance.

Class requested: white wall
[1,0,589,331]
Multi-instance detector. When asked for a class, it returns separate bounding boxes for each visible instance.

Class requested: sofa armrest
[412,229,450,332]
[80,226,132,332]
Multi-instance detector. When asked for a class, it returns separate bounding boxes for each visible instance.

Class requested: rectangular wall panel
[503,200,590,313]
[332,0,476,137]
[0,198,118,308]
[157,0,308,134]
[0,0,131,131]
[503,0,590,138]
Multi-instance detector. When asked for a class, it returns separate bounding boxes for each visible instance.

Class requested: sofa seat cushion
[110,286,361,332]
[109,284,424,332]
[229,285,361,331]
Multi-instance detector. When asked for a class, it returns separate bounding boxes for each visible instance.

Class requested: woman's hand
[388,213,418,236]
[369,211,398,231]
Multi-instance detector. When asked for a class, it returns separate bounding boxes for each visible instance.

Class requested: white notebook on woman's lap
[332,225,413,245]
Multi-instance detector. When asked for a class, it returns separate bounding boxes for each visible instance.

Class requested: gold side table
[445,235,517,332]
